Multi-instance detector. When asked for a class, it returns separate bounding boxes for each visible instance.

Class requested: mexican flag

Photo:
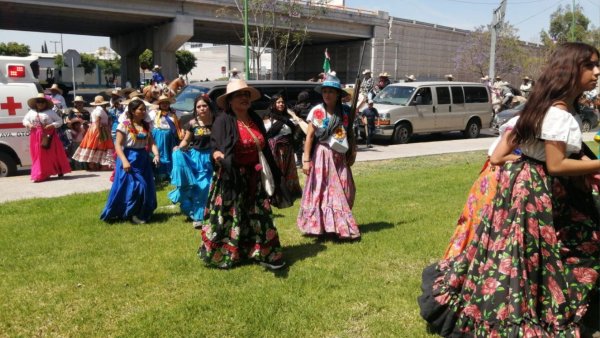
[323,48,331,74]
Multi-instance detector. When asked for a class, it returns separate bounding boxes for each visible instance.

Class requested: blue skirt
[168,148,213,221]
[100,148,157,222]
[152,128,178,179]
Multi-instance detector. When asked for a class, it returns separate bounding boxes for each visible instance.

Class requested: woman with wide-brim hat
[148,94,183,181]
[72,95,115,170]
[21,93,72,182]
[297,74,360,240]
[199,79,286,270]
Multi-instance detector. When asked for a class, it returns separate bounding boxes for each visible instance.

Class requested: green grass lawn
[0,151,499,337]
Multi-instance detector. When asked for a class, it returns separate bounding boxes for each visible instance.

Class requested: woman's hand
[302,161,311,175]
[213,150,224,164]
[122,160,131,173]
[152,155,160,166]
[44,124,55,130]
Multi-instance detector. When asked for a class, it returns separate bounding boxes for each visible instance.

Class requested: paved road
[0,129,596,203]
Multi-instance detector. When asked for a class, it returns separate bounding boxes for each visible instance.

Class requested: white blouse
[520,106,582,161]
[22,109,63,129]
[116,121,149,149]
[487,116,519,156]
[91,106,110,125]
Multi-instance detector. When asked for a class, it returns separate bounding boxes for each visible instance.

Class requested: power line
[512,0,565,26]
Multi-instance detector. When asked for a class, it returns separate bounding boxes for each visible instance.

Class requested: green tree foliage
[99,58,121,86]
[454,24,525,79]
[0,42,31,56]
[80,53,98,75]
[540,4,589,44]
[175,50,197,76]
[139,49,153,71]
[54,55,64,68]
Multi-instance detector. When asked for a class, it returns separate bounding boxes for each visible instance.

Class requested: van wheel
[582,120,592,132]
[0,152,17,177]
[392,123,411,144]
[463,119,481,139]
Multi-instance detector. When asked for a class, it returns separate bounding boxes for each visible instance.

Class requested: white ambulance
[0,56,43,176]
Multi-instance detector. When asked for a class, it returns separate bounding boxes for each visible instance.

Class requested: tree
[139,49,153,72]
[218,0,326,79]
[540,4,590,44]
[454,24,525,80]
[54,55,64,68]
[0,42,31,56]
[99,58,121,87]
[175,50,197,76]
[80,53,98,75]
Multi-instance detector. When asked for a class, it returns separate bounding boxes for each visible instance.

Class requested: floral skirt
[72,124,114,166]
[198,165,283,269]
[168,148,212,222]
[418,158,600,337]
[29,127,72,182]
[268,135,302,208]
[297,143,359,239]
[152,128,178,180]
[100,148,157,222]
[443,160,501,259]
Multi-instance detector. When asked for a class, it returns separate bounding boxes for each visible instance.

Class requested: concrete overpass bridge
[0,0,387,84]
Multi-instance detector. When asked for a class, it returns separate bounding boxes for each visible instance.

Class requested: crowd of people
[20,43,600,335]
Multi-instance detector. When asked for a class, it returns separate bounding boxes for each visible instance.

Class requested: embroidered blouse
[187,119,212,151]
[234,120,264,166]
[116,120,149,149]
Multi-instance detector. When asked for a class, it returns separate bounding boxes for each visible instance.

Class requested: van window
[464,86,489,103]
[373,86,415,105]
[451,86,464,104]
[436,87,451,104]
[286,86,320,107]
[413,87,432,105]
[254,86,285,112]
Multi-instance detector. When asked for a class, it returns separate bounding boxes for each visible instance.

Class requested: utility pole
[489,0,507,81]
[244,0,250,80]
[49,41,60,54]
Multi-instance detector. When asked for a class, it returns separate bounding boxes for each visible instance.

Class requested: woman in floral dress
[262,94,302,208]
[297,74,360,240]
[168,94,214,228]
[199,80,285,270]
[419,42,600,337]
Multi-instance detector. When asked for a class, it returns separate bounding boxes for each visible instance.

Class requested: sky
[1,0,599,53]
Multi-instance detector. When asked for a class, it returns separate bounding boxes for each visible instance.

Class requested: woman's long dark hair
[514,42,599,145]
[126,99,150,130]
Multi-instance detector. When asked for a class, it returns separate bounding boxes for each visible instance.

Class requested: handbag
[240,121,276,197]
[41,133,52,149]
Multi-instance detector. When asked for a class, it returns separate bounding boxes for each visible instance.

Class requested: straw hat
[216,79,261,109]
[27,93,53,109]
[362,69,372,75]
[445,74,454,79]
[522,76,531,81]
[152,65,161,71]
[72,96,86,104]
[110,89,122,97]
[315,74,349,97]
[49,83,63,94]
[156,94,175,105]
[379,72,390,78]
[128,90,144,99]
[481,75,490,81]
[89,95,110,106]
[406,74,416,81]
[230,67,239,74]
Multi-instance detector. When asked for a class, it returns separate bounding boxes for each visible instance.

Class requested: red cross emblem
[1,97,22,116]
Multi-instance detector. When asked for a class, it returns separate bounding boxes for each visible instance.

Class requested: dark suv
[171,80,322,123]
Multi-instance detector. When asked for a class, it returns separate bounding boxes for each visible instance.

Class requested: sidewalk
[0,131,596,203]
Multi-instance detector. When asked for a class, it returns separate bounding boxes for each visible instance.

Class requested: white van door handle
[433,106,436,113]
[449,106,452,112]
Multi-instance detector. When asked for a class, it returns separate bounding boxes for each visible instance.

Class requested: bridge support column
[111,31,147,88]
[152,15,194,82]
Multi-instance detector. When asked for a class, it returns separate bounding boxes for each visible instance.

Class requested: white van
[0,56,43,176]
[370,81,492,144]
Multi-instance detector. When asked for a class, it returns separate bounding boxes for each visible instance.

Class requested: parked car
[491,103,598,133]
[171,80,322,124]
[579,106,599,132]
[491,103,525,134]
[369,81,493,144]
